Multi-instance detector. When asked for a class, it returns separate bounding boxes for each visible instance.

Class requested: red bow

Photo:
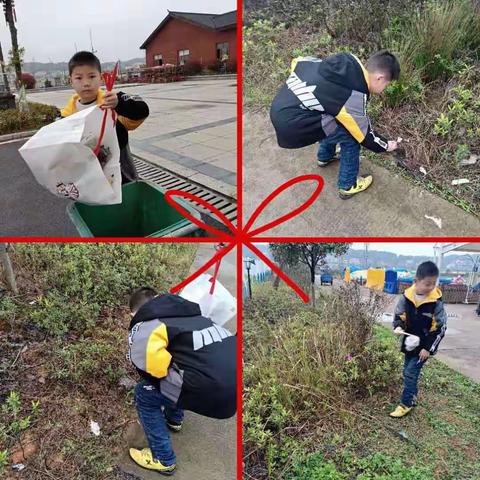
[94,62,118,157]
[167,175,324,303]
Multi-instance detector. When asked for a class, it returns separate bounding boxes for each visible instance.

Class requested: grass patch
[0,243,197,479]
[0,102,59,135]
[243,283,480,479]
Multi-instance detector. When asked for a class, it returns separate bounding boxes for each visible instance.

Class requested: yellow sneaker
[129,448,176,475]
[338,175,373,199]
[389,404,412,418]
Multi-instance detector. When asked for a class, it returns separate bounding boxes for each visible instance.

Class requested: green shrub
[292,453,346,480]
[0,102,59,135]
[51,337,119,385]
[10,243,196,336]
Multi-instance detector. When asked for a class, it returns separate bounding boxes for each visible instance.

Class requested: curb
[0,130,37,144]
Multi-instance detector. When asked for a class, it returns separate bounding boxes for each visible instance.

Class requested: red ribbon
[209,243,227,294]
[93,62,118,157]
[168,175,324,303]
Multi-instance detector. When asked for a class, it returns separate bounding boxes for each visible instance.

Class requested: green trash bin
[66,180,201,237]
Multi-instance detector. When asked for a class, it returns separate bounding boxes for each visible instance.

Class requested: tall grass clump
[243,283,401,478]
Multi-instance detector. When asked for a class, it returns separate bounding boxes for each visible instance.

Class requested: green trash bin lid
[66,180,200,237]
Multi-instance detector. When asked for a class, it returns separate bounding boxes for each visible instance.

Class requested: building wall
[144,17,237,69]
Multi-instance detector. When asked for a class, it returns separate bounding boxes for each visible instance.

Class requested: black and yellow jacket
[270,53,389,152]
[393,285,447,357]
[61,90,149,182]
[128,294,237,419]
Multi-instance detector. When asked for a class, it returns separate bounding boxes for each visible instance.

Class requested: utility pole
[0,243,18,294]
[243,258,255,299]
[89,28,97,54]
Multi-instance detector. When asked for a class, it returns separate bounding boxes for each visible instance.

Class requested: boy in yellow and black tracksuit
[270,50,402,199]
[127,288,236,475]
[390,261,447,418]
[61,51,149,184]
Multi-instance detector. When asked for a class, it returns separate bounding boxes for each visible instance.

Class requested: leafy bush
[244,284,402,478]
[51,336,120,385]
[20,72,36,89]
[183,61,202,75]
[9,243,196,336]
[0,102,59,135]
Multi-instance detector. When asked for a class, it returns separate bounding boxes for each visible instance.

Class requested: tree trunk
[5,0,22,87]
[310,265,316,308]
[0,243,18,294]
[273,262,284,289]
[0,40,11,93]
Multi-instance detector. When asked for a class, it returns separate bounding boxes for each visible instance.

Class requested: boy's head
[366,50,400,94]
[129,287,157,316]
[414,261,439,295]
[68,51,102,103]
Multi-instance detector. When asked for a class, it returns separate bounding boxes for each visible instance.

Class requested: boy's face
[70,64,102,103]
[368,72,391,94]
[414,276,438,295]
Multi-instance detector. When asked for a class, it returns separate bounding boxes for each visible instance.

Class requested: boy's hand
[101,91,119,110]
[419,349,430,361]
[387,137,403,152]
[394,326,405,336]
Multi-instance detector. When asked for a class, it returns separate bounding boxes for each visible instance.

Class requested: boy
[390,261,447,418]
[270,50,402,199]
[127,287,237,475]
[61,51,149,184]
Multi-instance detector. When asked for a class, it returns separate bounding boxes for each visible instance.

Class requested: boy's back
[129,294,237,419]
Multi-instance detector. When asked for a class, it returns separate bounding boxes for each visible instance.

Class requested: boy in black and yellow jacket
[61,51,149,184]
[127,288,236,475]
[270,50,402,199]
[390,261,447,418]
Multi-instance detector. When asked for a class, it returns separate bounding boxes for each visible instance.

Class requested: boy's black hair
[416,261,439,280]
[68,51,102,76]
[129,287,157,313]
[366,50,400,81]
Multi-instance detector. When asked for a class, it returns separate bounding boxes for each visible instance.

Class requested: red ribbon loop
[94,62,118,157]
[167,174,324,303]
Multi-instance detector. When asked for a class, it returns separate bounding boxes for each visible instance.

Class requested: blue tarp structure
[384,270,398,294]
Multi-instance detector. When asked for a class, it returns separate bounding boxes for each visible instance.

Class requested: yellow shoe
[389,404,412,418]
[129,448,176,475]
[338,175,373,199]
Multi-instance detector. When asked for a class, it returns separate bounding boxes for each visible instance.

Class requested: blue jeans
[401,355,425,407]
[135,380,184,465]
[317,124,361,190]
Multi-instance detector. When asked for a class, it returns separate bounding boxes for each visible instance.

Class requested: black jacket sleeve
[115,91,149,120]
[422,299,447,354]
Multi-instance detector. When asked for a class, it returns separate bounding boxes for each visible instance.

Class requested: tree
[270,243,301,289]
[270,243,351,307]
[20,72,35,89]
[0,40,10,93]
[0,243,18,294]
[1,0,22,87]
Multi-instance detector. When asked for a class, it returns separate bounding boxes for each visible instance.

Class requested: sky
[351,242,437,257]
[0,0,236,63]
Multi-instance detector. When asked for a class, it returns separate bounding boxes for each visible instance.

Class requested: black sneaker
[166,418,183,432]
[317,156,339,167]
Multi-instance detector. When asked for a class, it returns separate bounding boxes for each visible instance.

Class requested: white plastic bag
[405,334,420,351]
[19,105,121,205]
[180,273,236,326]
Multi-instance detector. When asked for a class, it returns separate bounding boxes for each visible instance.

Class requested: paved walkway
[117,244,237,480]
[243,111,480,236]
[381,295,480,382]
[27,79,237,199]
